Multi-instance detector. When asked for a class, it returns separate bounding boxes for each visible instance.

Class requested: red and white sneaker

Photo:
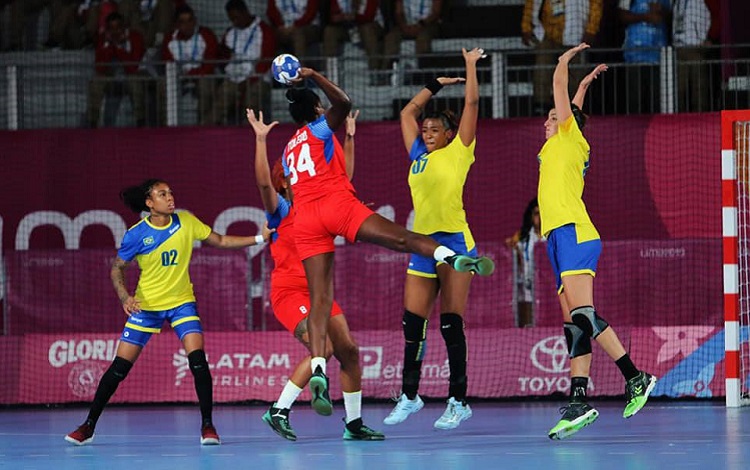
[200,424,220,445]
[65,423,94,446]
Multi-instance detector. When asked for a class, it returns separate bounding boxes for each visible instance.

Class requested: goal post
[722,110,750,407]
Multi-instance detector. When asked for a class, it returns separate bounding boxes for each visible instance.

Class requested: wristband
[255,234,266,245]
[424,78,443,95]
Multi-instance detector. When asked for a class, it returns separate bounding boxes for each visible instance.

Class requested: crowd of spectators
[0,0,724,125]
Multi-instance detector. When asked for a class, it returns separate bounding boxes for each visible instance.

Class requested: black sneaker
[445,254,495,276]
[310,366,332,416]
[623,371,658,418]
[262,406,297,441]
[548,400,599,440]
[342,418,385,441]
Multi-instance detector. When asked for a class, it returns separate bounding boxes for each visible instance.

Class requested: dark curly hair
[423,109,459,132]
[119,179,166,213]
[285,87,322,124]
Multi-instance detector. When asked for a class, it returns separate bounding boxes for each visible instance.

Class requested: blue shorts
[120,302,203,347]
[546,224,601,293]
[407,231,477,278]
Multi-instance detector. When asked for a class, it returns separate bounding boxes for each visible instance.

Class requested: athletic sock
[433,246,456,263]
[343,390,362,424]
[276,380,303,410]
[570,376,589,401]
[311,357,326,375]
[615,354,640,381]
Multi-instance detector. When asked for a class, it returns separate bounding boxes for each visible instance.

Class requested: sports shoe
[445,255,495,276]
[310,366,333,416]
[383,393,424,425]
[64,423,94,445]
[548,400,599,440]
[623,371,658,418]
[200,423,221,445]
[262,406,297,441]
[433,397,473,430]
[342,418,385,441]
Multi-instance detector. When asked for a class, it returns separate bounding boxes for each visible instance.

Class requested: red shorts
[294,189,374,260]
[271,286,344,333]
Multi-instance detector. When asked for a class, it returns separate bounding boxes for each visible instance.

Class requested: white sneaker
[383,393,424,425]
[433,397,472,430]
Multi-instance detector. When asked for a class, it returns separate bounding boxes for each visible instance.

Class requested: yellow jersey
[537,115,599,242]
[117,211,212,311]
[407,135,475,248]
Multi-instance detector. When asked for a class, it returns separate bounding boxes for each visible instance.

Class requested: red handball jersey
[266,194,307,290]
[281,115,354,205]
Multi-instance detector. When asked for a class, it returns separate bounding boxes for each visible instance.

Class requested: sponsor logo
[49,339,118,367]
[518,336,595,394]
[168,224,181,235]
[67,361,107,398]
[172,348,292,387]
[357,345,447,384]
[360,347,383,379]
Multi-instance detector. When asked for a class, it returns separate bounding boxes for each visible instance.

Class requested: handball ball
[271,54,301,85]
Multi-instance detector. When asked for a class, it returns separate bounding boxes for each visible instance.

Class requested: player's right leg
[65,339,143,445]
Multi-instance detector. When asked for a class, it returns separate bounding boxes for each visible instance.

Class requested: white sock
[343,390,362,424]
[311,357,326,375]
[275,380,303,410]
[433,246,456,262]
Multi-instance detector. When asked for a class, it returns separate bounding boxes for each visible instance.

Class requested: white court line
[307,453,334,456]
[114,454,140,457]
[160,454,188,457]
[659,452,687,455]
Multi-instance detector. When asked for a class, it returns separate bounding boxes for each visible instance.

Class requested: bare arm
[572,63,608,109]
[399,77,466,153]
[111,256,140,315]
[553,43,590,124]
[457,47,485,147]
[203,228,271,249]
[246,108,280,214]
[344,110,359,180]
[295,67,352,131]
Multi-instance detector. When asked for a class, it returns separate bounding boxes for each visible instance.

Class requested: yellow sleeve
[181,211,212,241]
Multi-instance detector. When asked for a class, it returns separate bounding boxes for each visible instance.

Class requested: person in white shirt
[672,0,712,112]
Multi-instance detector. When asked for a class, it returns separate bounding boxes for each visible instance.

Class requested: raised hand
[346,109,360,137]
[462,47,487,65]
[580,64,608,88]
[559,43,590,63]
[246,109,279,138]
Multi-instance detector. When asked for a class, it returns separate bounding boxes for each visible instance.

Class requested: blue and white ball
[271,54,301,85]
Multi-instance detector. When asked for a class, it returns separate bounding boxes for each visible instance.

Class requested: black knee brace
[403,310,428,361]
[109,356,133,380]
[571,305,609,339]
[440,313,467,399]
[564,322,591,358]
[188,349,210,377]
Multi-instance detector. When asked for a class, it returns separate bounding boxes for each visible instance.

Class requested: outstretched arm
[572,63,608,109]
[246,108,280,214]
[399,76,466,153]
[553,43,589,124]
[203,229,271,249]
[457,47,485,147]
[295,67,352,131]
[344,110,359,180]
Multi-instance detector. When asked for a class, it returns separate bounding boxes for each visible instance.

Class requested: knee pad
[440,313,465,346]
[564,322,591,358]
[571,306,609,339]
[403,310,428,361]
[110,356,133,380]
[188,350,210,376]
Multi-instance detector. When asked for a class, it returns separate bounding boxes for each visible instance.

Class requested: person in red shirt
[160,5,218,126]
[274,66,495,416]
[86,11,146,128]
[247,108,385,441]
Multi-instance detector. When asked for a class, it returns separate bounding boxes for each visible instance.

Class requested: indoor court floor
[1,400,748,470]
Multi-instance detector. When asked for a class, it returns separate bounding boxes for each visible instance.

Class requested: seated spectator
[7,0,84,50]
[618,0,670,114]
[521,0,602,115]
[86,11,146,128]
[118,0,181,48]
[505,198,544,328]
[213,0,276,125]
[266,0,321,61]
[672,0,712,112]
[159,5,218,126]
[384,0,442,77]
[322,0,385,73]
[75,0,119,48]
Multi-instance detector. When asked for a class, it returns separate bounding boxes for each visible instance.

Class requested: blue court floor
[1,400,748,470]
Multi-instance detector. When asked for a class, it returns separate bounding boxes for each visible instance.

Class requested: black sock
[86,357,133,427]
[188,350,213,425]
[441,313,467,401]
[615,354,640,381]
[402,352,422,400]
[570,376,588,401]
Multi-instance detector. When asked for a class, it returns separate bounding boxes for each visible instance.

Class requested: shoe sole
[262,413,297,441]
[624,375,658,419]
[310,376,333,416]
[548,409,599,440]
[434,409,473,430]
[383,400,424,425]
[455,256,495,276]
[343,433,386,441]
[64,435,94,446]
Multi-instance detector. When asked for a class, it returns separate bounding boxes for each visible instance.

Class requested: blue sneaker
[445,255,495,276]
[262,406,297,441]
[342,418,385,440]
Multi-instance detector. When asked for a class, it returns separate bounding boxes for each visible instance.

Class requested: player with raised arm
[64,179,271,446]
[384,47,487,430]
[277,66,495,416]
[247,108,384,441]
[538,44,657,440]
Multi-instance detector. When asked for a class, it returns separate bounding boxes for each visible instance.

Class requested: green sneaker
[623,371,657,418]
[342,418,385,441]
[548,401,599,440]
[445,255,495,276]
[262,406,297,441]
[310,366,333,416]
